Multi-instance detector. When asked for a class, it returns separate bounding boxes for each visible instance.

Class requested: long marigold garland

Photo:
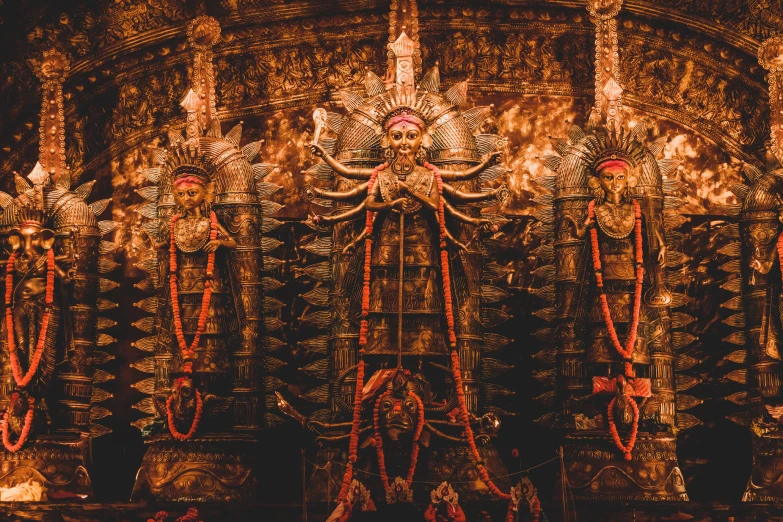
[777,231,783,283]
[164,211,218,440]
[5,249,54,389]
[358,163,388,347]
[423,162,459,348]
[450,349,511,501]
[607,391,639,462]
[337,358,367,503]
[588,198,644,460]
[372,389,425,500]
[1,393,34,453]
[427,161,511,503]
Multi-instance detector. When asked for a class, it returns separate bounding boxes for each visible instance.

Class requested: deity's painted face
[379,393,417,441]
[174,181,206,213]
[387,122,423,160]
[596,163,629,199]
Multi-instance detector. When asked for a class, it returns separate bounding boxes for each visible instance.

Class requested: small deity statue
[1,188,77,447]
[145,153,237,438]
[562,152,671,457]
[308,110,505,356]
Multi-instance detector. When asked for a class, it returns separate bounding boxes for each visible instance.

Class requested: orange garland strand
[169,211,218,367]
[777,231,783,284]
[372,390,425,495]
[588,198,644,460]
[165,211,218,440]
[337,359,366,502]
[5,249,55,389]
[1,395,34,452]
[451,350,511,501]
[588,199,644,364]
[166,389,203,441]
[358,163,388,347]
[423,162,457,347]
[607,394,639,461]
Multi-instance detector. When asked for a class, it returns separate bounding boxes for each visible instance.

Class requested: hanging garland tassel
[165,210,218,441]
[166,387,203,441]
[607,394,639,461]
[588,198,644,460]
[372,390,425,498]
[1,395,34,453]
[5,249,55,389]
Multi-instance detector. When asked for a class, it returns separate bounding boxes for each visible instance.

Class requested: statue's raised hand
[310,143,327,158]
[487,150,503,166]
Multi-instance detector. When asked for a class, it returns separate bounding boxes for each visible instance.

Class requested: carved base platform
[131,434,258,502]
[307,441,509,504]
[0,436,92,500]
[564,431,688,501]
[743,432,783,501]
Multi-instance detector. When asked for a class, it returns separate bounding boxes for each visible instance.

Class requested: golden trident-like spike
[186,16,221,138]
[33,49,69,184]
[387,0,421,85]
[759,37,783,163]
[586,0,624,130]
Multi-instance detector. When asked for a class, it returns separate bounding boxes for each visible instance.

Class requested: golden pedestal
[131,434,257,502]
[564,431,688,501]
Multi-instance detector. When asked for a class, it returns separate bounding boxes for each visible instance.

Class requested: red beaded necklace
[164,210,217,441]
[588,198,644,460]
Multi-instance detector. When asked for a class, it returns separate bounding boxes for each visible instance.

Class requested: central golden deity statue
[276,28,516,511]
[309,106,503,357]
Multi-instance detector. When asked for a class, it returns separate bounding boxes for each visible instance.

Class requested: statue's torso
[163,213,235,375]
[588,202,650,364]
[365,166,446,356]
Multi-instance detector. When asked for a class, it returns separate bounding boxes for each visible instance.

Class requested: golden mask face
[8,223,55,258]
[596,165,629,197]
[174,182,206,212]
[386,122,423,159]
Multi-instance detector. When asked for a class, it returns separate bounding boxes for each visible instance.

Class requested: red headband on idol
[384,112,425,131]
[173,176,207,187]
[595,159,630,171]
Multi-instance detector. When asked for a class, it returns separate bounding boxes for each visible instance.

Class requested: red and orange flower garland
[5,249,54,389]
[423,162,458,347]
[337,358,366,503]
[372,389,425,496]
[164,211,218,440]
[2,248,55,452]
[1,393,34,453]
[777,231,783,283]
[358,163,388,347]
[607,391,639,462]
[588,198,644,460]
